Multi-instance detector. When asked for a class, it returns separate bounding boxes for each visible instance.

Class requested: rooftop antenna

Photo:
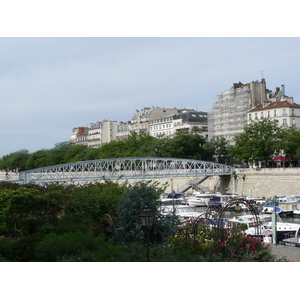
[261,70,266,79]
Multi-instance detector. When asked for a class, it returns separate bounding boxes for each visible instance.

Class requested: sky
[1,2,300,159]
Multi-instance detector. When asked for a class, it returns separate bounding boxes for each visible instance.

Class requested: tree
[229,119,280,167]
[47,142,71,165]
[0,149,30,171]
[64,144,89,162]
[113,181,176,246]
[204,136,229,163]
[164,128,209,160]
[0,184,66,237]
[69,181,125,224]
[277,126,300,166]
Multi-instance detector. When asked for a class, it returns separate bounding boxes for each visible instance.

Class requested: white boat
[226,214,272,238]
[159,193,188,206]
[207,193,239,209]
[264,217,300,242]
[187,191,215,207]
[159,205,202,224]
[263,198,300,216]
[293,210,300,217]
[280,226,300,247]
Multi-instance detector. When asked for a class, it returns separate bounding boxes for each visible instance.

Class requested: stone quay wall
[229,167,300,198]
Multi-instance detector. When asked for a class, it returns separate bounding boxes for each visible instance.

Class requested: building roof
[180,111,207,123]
[249,100,300,112]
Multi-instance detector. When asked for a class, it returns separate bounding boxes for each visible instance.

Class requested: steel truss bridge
[19,157,234,184]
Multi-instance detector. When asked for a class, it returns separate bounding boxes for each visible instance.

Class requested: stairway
[177,176,209,193]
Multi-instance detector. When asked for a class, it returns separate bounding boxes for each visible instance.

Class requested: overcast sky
[1,3,300,158]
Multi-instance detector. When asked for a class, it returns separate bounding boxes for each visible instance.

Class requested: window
[283,119,287,126]
[283,109,287,116]
[249,114,252,121]
[261,112,264,118]
[268,111,271,118]
[274,110,277,117]
[292,119,296,126]
[255,113,258,119]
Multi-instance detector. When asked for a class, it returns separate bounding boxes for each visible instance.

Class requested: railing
[18,157,234,184]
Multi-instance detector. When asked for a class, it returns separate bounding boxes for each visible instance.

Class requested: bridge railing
[18,157,234,183]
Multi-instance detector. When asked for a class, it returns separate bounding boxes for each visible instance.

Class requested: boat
[207,193,238,208]
[159,205,202,224]
[159,192,188,206]
[186,191,215,207]
[226,214,272,238]
[293,210,300,217]
[226,212,299,243]
[263,213,300,242]
[280,226,300,248]
[263,199,281,214]
[263,197,300,216]
[246,197,266,206]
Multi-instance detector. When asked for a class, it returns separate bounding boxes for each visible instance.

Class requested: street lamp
[139,204,155,262]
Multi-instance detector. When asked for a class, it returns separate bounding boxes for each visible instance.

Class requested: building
[70,127,89,145]
[117,106,196,139]
[149,114,175,137]
[149,110,208,138]
[208,79,277,145]
[87,120,117,148]
[173,111,208,139]
[116,121,131,140]
[248,98,300,127]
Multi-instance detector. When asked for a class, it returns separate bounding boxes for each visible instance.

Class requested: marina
[160,191,300,248]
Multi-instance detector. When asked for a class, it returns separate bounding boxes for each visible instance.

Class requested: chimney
[281,84,285,97]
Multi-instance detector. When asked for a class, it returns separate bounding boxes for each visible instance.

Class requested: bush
[34,230,105,262]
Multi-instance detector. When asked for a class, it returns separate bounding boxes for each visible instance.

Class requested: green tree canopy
[229,119,281,166]
[112,181,175,246]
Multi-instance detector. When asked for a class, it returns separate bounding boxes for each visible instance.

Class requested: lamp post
[139,204,155,262]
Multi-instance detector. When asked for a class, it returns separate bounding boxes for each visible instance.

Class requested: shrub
[34,230,105,262]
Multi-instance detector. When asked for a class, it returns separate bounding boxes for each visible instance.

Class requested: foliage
[164,128,210,160]
[277,126,300,164]
[0,149,30,171]
[229,119,281,166]
[69,181,125,224]
[204,136,229,163]
[112,181,176,246]
[34,229,105,262]
[0,130,220,171]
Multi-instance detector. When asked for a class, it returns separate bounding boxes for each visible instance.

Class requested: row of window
[249,109,295,120]
[150,124,173,131]
[149,117,172,124]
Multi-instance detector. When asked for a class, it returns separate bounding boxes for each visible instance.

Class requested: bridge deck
[18,157,234,184]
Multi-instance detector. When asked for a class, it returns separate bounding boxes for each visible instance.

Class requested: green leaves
[230,119,281,165]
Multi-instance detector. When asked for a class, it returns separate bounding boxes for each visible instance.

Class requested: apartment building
[71,106,206,147]
[149,111,208,139]
[208,79,279,145]
[116,106,196,139]
[248,98,300,127]
[116,121,131,140]
[70,127,89,145]
[87,120,117,148]
[173,111,208,139]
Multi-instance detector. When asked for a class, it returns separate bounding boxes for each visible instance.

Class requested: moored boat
[187,191,215,207]
[226,214,272,238]
[280,226,300,247]
[159,205,202,225]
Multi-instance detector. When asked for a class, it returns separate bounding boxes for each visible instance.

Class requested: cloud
[1,37,300,157]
